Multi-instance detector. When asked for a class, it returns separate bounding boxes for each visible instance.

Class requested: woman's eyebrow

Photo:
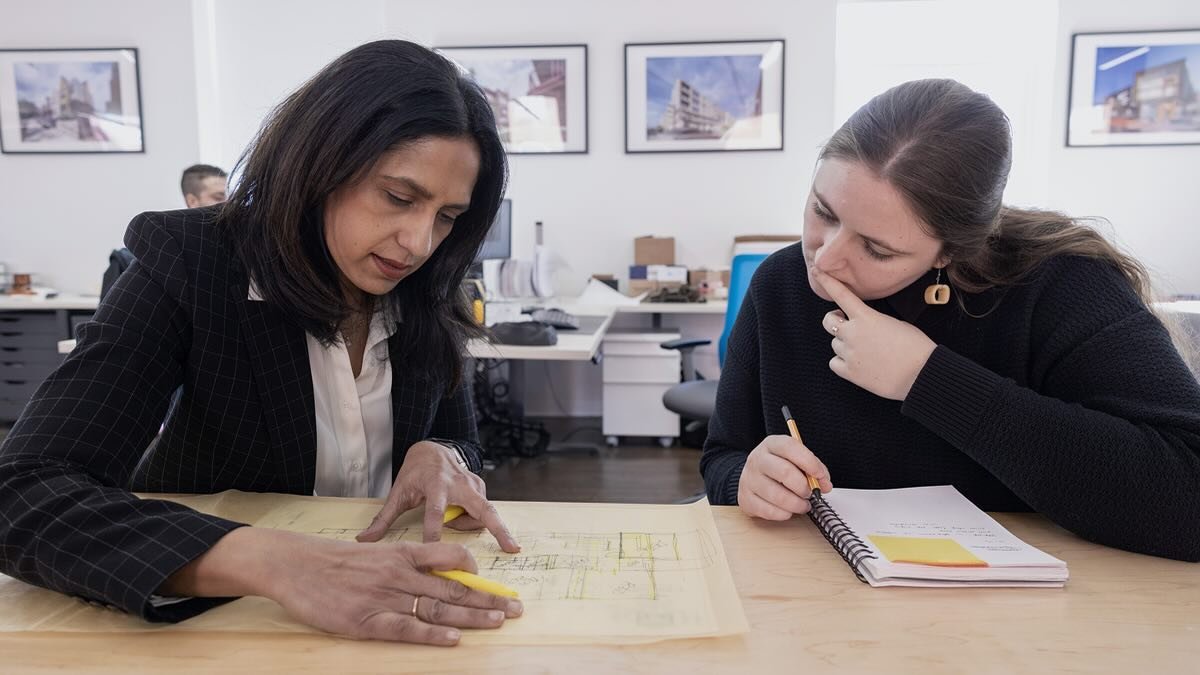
[813,188,911,255]
[381,175,470,211]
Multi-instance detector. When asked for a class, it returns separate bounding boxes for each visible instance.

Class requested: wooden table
[3,508,1196,673]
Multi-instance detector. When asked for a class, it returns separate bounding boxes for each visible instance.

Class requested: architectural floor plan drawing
[315,526,719,603]
[1,491,748,645]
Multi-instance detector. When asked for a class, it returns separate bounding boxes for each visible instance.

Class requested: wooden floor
[0,424,710,504]
[482,444,706,504]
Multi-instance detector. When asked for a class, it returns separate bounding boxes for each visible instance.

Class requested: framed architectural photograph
[1067,29,1200,147]
[625,39,784,153]
[436,44,587,154]
[0,48,144,154]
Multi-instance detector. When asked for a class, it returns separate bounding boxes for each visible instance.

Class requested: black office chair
[101,247,135,301]
[660,254,767,436]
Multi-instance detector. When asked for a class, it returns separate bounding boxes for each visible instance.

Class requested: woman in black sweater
[700,79,1200,562]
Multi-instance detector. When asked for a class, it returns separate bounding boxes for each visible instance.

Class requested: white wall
[387,0,838,297]
[201,0,389,172]
[400,0,836,416]
[1049,0,1200,296]
[199,0,837,296]
[194,0,837,416]
[7,0,1195,418]
[835,0,1058,207]
[0,0,201,295]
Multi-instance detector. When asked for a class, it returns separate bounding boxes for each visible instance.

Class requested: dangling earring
[924,267,951,305]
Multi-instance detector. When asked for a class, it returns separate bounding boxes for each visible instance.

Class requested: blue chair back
[718,253,769,366]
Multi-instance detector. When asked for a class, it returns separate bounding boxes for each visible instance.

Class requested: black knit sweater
[700,243,1200,561]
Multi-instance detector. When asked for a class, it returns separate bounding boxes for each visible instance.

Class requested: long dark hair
[820,78,1153,305]
[218,39,506,387]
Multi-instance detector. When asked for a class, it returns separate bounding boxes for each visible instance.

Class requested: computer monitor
[475,199,511,262]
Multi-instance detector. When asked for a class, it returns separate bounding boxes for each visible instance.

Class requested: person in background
[0,40,520,646]
[701,78,1200,563]
[180,163,228,208]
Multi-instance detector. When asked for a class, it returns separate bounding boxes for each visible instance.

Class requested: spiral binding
[807,493,876,584]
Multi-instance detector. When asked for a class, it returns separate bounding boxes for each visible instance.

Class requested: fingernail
[488,610,504,622]
[506,599,523,616]
[446,629,461,642]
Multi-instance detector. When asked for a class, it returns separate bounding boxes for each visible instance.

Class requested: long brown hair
[820,78,1153,303]
[217,40,507,387]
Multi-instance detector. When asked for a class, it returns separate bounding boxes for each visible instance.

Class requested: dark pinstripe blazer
[0,207,484,621]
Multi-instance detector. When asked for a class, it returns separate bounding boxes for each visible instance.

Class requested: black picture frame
[1066,29,1200,147]
[0,47,145,154]
[435,43,588,155]
[624,39,785,154]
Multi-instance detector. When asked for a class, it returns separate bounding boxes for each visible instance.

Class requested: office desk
[0,294,101,311]
[467,311,614,420]
[0,295,98,421]
[467,312,614,362]
[3,508,1195,673]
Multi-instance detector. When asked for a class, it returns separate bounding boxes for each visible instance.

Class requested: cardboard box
[732,234,800,257]
[627,279,684,296]
[688,268,731,287]
[634,236,675,266]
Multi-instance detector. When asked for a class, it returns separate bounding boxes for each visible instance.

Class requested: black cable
[471,358,549,460]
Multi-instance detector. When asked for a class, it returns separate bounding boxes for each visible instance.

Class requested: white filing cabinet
[601,332,680,447]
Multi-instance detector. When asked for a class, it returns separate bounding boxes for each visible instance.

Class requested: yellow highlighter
[442,505,465,523]
[781,405,822,498]
[431,569,520,598]
[434,504,520,598]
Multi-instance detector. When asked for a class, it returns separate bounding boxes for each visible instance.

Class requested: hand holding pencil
[734,405,833,521]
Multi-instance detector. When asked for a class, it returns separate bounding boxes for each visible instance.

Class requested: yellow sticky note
[868,535,988,567]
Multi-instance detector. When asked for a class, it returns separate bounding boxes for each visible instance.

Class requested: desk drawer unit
[601,332,680,446]
[0,311,72,423]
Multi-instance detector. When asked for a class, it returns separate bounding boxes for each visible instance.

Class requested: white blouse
[306,312,395,499]
[248,283,396,499]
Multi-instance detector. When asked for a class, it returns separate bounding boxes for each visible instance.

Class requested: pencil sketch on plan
[314,527,718,601]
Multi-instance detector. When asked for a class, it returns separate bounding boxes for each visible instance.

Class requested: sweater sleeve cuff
[703,453,745,505]
[721,463,743,505]
[901,345,1003,450]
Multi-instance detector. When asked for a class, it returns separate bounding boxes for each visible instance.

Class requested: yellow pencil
[431,569,520,598]
[781,405,822,497]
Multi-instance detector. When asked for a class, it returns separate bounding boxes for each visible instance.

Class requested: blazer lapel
[237,287,317,494]
[387,331,438,480]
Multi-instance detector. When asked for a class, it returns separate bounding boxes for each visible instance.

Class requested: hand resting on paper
[737,435,834,520]
[160,527,523,645]
[355,440,521,554]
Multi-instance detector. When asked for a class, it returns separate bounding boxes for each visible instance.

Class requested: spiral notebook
[809,485,1068,587]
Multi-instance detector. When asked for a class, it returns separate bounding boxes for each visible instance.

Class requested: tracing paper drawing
[1,492,748,645]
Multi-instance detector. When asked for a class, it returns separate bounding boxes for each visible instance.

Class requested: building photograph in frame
[436,44,587,154]
[0,48,144,154]
[626,39,784,153]
[1067,29,1200,147]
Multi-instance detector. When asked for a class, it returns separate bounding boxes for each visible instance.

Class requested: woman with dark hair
[0,40,522,645]
[702,78,1200,562]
